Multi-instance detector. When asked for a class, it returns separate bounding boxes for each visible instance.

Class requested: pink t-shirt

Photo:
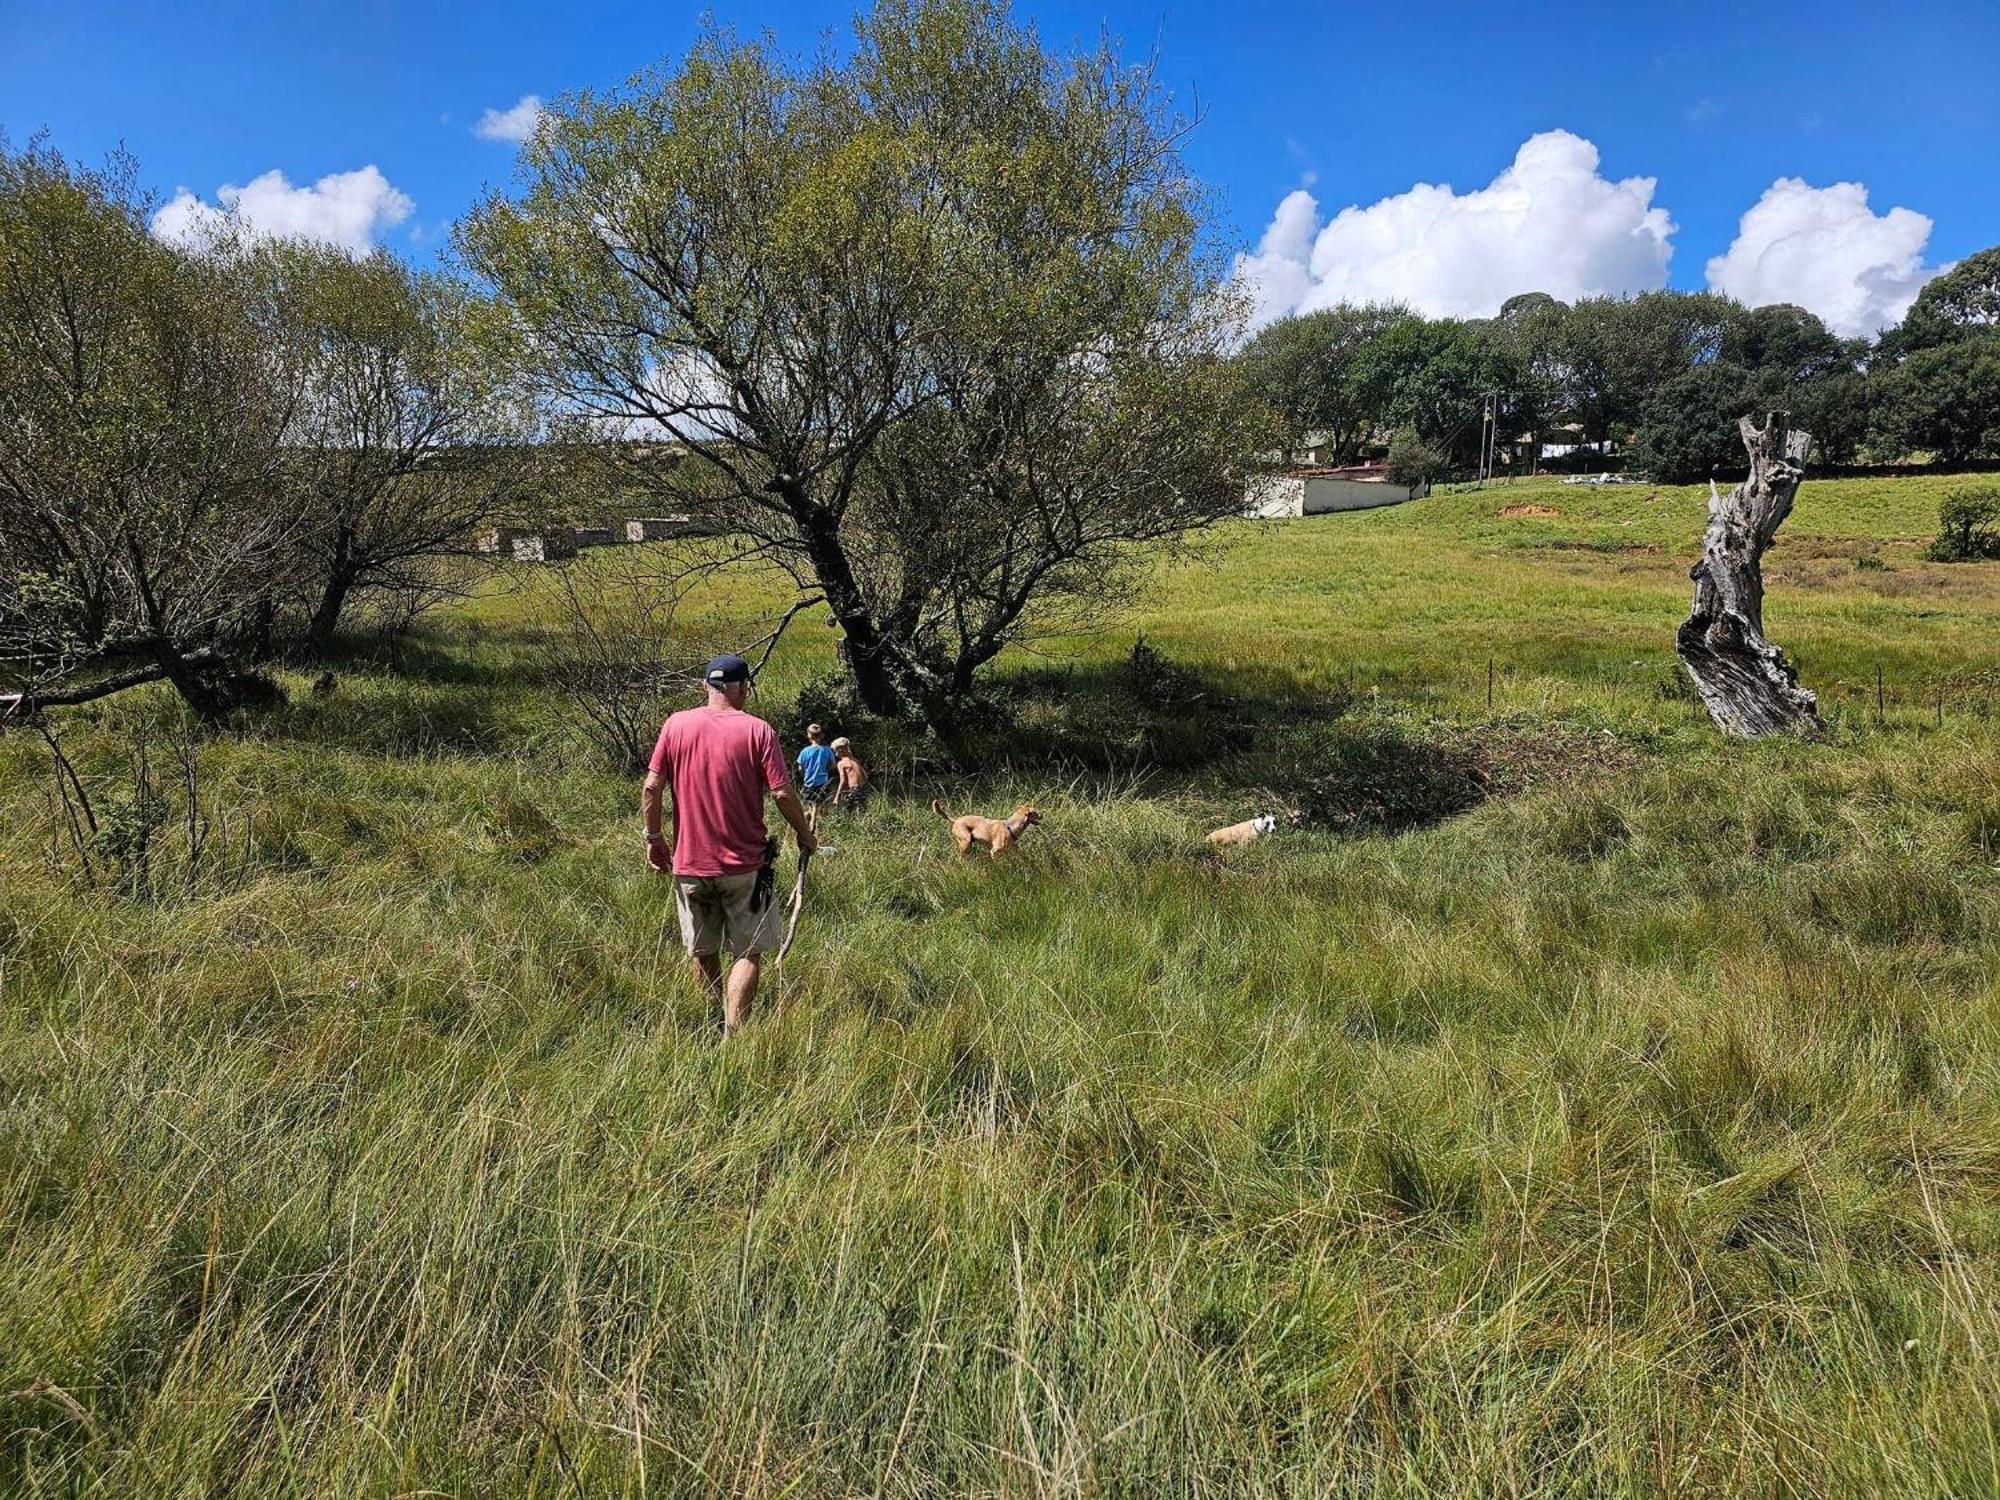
[648,706,789,876]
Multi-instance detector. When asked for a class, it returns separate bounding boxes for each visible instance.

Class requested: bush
[1925,486,2000,562]
[974,637,1237,772]
[531,556,703,773]
[1384,428,1446,488]
[1285,725,1490,835]
[785,673,896,761]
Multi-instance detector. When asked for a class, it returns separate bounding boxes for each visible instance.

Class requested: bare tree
[530,546,717,771]
[0,141,297,722]
[1675,412,1822,737]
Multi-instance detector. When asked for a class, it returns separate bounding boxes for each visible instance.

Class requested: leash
[775,847,813,964]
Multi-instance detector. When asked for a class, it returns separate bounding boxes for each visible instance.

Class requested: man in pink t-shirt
[641,654,815,1034]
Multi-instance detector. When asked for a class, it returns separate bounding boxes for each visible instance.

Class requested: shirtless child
[830,737,870,811]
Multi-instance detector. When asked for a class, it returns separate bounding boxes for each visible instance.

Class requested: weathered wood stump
[1675,412,1822,737]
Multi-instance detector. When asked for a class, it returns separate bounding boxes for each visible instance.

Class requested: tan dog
[933,799,1041,857]
[1206,809,1302,847]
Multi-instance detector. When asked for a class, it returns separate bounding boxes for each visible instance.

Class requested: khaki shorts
[673,870,782,959]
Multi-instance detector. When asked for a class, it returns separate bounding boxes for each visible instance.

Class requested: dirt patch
[1499,504,1561,518]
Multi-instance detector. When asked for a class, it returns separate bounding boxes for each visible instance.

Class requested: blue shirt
[796,743,836,788]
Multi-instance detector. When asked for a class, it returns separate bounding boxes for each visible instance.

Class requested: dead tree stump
[1675,412,1822,738]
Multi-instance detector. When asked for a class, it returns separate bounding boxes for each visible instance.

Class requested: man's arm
[641,719,675,870]
[642,770,666,839]
[642,770,671,870]
[755,723,815,854]
[771,785,817,855]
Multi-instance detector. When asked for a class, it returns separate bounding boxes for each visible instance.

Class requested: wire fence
[1467,652,1999,730]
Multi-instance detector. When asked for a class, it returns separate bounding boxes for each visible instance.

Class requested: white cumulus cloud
[475,94,544,144]
[1233,188,1320,329]
[1233,130,1675,329]
[1705,178,1942,339]
[152,166,414,257]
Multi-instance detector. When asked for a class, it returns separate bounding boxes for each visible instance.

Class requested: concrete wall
[1301,476,1421,512]
[510,533,578,563]
[625,516,692,542]
[475,525,531,554]
[1247,474,1421,517]
[1247,474,1307,518]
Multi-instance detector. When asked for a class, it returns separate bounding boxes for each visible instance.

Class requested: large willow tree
[0,142,297,720]
[255,241,532,655]
[461,0,1266,719]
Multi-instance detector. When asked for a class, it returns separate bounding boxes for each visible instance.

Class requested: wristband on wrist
[644,830,665,843]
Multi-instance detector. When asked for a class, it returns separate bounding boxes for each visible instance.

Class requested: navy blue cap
[705,654,753,687]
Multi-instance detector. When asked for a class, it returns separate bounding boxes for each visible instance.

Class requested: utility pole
[1477,390,1500,484]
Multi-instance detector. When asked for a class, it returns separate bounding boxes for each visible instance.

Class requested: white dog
[1207,812,1294,847]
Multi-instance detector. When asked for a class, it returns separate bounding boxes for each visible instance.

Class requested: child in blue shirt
[796,723,837,827]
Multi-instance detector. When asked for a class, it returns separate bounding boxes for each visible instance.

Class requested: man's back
[650,706,787,876]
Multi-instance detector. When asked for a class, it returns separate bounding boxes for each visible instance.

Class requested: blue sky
[4,0,1995,336]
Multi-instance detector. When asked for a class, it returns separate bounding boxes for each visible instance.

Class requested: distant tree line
[1239,249,2000,483]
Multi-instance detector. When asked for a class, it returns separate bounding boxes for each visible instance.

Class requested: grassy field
[2,474,1997,1496]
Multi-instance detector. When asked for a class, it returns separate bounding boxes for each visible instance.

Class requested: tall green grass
[1,475,1996,1495]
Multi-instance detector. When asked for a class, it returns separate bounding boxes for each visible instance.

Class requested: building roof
[1282,464,1392,481]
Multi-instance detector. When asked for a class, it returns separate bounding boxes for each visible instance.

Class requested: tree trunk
[245,592,277,662]
[151,641,284,723]
[1675,412,1822,738]
[304,571,352,657]
[789,505,908,718]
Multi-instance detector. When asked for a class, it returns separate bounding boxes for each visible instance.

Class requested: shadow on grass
[312,627,529,689]
[261,678,517,759]
[815,639,1530,839]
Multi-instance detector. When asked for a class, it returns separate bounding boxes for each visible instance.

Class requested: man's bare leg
[723,954,761,1035]
[693,952,724,1024]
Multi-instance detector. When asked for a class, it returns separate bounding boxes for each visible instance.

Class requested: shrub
[1925,486,2000,562]
[531,555,703,773]
[1286,725,1489,835]
[977,638,1237,772]
[1384,428,1446,488]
